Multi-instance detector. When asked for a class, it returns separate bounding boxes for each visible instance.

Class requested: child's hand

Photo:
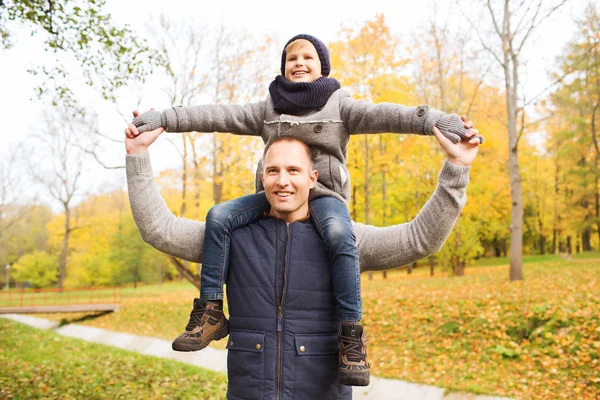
[433,117,481,167]
[434,114,485,144]
[125,110,165,155]
[129,109,166,136]
[459,115,484,144]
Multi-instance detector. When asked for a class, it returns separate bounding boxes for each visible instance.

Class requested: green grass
[0,318,226,399]
[472,250,600,267]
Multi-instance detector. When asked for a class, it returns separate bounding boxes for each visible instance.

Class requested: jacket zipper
[276,223,292,400]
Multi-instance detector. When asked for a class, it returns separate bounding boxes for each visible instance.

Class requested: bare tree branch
[523,40,600,107]
[516,0,568,55]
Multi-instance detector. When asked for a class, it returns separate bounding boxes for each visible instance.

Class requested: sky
[0,0,588,205]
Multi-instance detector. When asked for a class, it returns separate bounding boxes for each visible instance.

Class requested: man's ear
[260,171,265,185]
[309,169,318,189]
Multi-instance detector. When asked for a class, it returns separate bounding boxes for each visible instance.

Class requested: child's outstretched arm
[339,93,484,144]
[129,101,268,137]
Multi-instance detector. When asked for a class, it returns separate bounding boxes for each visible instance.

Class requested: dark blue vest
[225,216,352,400]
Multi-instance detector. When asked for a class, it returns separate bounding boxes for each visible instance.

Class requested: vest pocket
[226,330,266,400]
[293,333,340,399]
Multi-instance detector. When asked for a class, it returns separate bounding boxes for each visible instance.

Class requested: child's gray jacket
[163,89,444,204]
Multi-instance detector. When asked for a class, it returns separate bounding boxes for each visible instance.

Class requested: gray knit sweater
[126,152,470,272]
[160,88,444,204]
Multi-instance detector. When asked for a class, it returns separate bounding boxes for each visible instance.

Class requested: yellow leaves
[361,259,600,399]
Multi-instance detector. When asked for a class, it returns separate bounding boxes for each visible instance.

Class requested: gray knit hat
[280,34,331,77]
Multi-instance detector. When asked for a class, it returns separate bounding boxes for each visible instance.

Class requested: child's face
[284,40,322,83]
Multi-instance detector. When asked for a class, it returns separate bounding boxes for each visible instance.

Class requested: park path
[2,314,513,400]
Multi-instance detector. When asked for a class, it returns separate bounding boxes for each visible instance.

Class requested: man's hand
[125,110,164,155]
[433,116,481,166]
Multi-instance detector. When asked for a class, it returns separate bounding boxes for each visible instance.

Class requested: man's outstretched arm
[127,151,205,263]
[127,154,468,266]
[353,160,469,272]
[354,117,480,272]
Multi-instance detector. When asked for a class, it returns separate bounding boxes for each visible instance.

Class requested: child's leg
[309,196,369,386]
[309,196,361,322]
[200,192,270,300]
[173,192,270,353]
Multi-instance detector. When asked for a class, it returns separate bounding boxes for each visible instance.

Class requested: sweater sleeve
[339,94,445,136]
[162,100,267,136]
[126,152,205,263]
[353,159,470,272]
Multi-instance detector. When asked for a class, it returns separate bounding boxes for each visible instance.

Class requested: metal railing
[0,286,123,309]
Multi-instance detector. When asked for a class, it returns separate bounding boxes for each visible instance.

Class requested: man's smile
[275,191,293,198]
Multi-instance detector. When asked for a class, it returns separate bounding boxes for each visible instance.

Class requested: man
[125,121,479,399]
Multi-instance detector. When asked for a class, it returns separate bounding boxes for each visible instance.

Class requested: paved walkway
[2,314,512,400]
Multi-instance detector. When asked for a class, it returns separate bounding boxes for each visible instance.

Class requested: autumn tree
[144,18,274,287]
[330,15,421,278]
[0,0,165,111]
[410,9,502,275]
[549,3,600,252]
[461,0,569,280]
[27,110,92,289]
[0,204,51,287]
[0,145,34,266]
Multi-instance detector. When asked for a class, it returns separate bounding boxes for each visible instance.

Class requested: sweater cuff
[423,109,445,134]
[438,159,470,189]
[126,151,154,177]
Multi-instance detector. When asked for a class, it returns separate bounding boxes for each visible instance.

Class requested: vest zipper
[276,223,292,400]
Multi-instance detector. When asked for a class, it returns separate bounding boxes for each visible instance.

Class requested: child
[129,34,481,386]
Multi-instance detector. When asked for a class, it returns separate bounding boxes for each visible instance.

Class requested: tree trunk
[506,57,523,281]
[596,157,600,249]
[429,256,435,276]
[59,204,70,289]
[212,134,223,205]
[169,256,200,289]
[351,185,357,221]
[380,136,387,280]
[364,135,372,280]
[180,135,188,217]
[582,228,592,251]
[456,261,465,276]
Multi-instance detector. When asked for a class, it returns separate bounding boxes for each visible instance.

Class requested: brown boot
[172,299,229,352]
[338,322,370,386]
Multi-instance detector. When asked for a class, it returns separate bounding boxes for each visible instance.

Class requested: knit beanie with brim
[280,34,331,77]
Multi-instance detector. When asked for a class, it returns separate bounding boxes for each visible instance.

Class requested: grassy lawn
[0,318,227,399]
[21,257,600,399]
[0,281,195,307]
[471,250,600,267]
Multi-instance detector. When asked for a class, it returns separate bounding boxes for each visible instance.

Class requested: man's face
[261,140,318,223]
[284,40,322,83]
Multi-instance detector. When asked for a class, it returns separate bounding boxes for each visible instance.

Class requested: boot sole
[339,369,370,386]
[172,324,229,352]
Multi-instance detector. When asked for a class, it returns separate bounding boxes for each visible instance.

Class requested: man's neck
[266,208,310,223]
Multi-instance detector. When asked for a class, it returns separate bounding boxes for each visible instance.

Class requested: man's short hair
[263,137,316,170]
